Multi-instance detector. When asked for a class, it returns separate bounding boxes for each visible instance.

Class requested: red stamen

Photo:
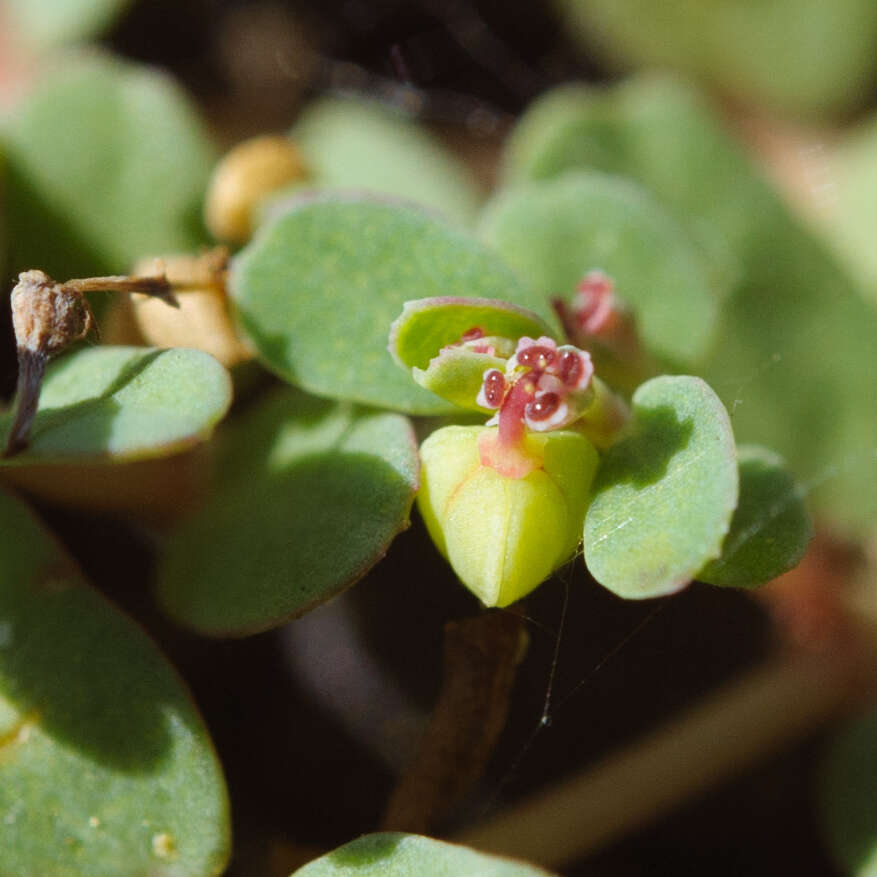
[516,345,556,370]
[482,369,506,407]
[525,392,561,422]
[558,349,583,386]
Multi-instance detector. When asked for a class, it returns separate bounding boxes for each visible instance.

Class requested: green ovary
[418,425,598,607]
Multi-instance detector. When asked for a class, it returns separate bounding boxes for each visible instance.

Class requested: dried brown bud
[11,269,95,359]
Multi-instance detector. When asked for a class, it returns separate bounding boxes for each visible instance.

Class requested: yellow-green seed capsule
[418,425,599,607]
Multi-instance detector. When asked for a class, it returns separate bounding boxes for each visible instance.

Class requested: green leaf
[0,487,230,876]
[820,704,877,876]
[554,0,877,117]
[480,171,723,364]
[291,833,556,877]
[0,347,232,464]
[291,96,481,226]
[230,195,559,414]
[5,0,133,48]
[1,52,216,279]
[583,375,738,599]
[156,388,419,636]
[505,76,877,538]
[390,297,556,370]
[699,445,813,588]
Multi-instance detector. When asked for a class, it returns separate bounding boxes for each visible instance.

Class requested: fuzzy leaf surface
[0,347,231,464]
[157,388,419,636]
[1,52,215,278]
[0,487,230,876]
[699,445,812,588]
[291,96,481,226]
[291,833,555,877]
[584,375,738,599]
[231,196,557,413]
[480,171,722,364]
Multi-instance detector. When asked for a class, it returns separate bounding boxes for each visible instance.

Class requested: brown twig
[381,610,525,834]
[4,268,182,457]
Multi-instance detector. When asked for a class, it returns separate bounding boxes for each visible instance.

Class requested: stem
[381,610,524,834]
[5,349,47,457]
[60,275,183,307]
[453,633,877,868]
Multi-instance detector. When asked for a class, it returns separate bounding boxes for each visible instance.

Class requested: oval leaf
[1,52,216,279]
[291,833,556,877]
[0,346,231,464]
[157,388,419,636]
[698,445,813,588]
[480,171,721,364]
[0,487,230,876]
[230,195,559,413]
[292,96,481,226]
[584,375,738,599]
[820,705,877,876]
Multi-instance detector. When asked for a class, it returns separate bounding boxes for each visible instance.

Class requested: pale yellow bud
[204,135,308,243]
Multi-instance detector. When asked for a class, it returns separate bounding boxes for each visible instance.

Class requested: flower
[475,335,594,478]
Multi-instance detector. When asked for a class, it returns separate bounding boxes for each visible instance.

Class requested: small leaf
[584,375,738,599]
[820,705,877,876]
[230,195,559,413]
[292,96,481,226]
[0,346,232,464]
[5,0,133,47]
[389,296,556,370]
[291,833,556,876]
[0,487,230,876]
[157,388,419,636]
[480,171,722,364]
[699,445,813,588]
[1,52,216,279]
